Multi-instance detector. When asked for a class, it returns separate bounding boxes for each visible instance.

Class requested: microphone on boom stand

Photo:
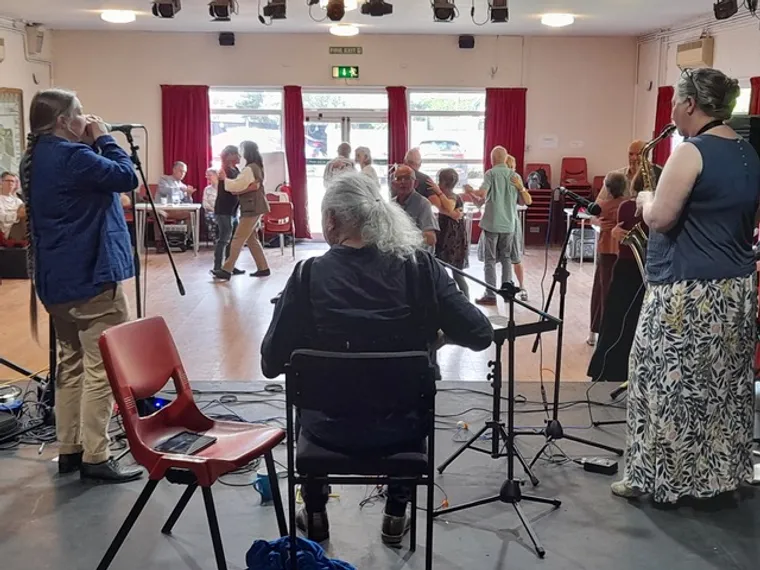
[556,187,602,216]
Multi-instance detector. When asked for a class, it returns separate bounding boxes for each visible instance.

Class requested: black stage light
[713,0,738,20]
[326,0,346,21]
[263,0,287,19]
[210,0,237,21]
[152,0,182,18]
[433,0,456,22]
[361,0,393,17]
[489,0,508,23]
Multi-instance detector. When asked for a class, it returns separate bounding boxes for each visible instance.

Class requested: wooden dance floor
[0,243,603,384]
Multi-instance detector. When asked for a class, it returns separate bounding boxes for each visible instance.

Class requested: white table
[564,207,595,268]
[461,203,527,252]
[134,203,202,256]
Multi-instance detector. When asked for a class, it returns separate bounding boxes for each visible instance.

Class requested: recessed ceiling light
[101,10,137,24]
[329,23,359,36]
[541,13,574,28]
[321,0,359,11]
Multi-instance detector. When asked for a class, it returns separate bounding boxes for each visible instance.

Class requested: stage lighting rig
[152,0,181,18]
[432,0,457,22]
[209,0,238,21]
[714,0,738,19]
[489,0,508,23]
[326,0,346,21]
[361,0,393,17]
[263,0,287,20]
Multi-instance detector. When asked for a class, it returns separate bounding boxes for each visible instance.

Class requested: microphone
[558,187,602,216]
[106,123,143,134]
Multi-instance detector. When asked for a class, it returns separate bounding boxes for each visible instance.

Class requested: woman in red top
[587,166,661,382]
[588,172,628,343]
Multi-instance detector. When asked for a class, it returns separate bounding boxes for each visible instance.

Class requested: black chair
[285,350,436,570]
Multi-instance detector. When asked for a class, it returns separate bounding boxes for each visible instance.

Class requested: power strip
[578,457,619,476]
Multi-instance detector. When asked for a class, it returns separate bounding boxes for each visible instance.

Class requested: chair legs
[290,230,296,259]
[97,479,159,570]
[162,483,198,534]
[409,489,418,552]
[265,451,288,537]
[287,476,298,570]
[425,479,435,570]
[279,234,285,256]
[202,486,228,570]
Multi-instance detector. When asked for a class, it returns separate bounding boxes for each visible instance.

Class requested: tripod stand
[523,203,624,465]
[432,263,562,558]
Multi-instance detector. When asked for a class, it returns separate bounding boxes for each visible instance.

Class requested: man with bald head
[598,140,646,200]
[324,142,355,184]
[404,148,456,215]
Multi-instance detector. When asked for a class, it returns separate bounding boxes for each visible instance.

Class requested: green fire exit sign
[332,66,359,79]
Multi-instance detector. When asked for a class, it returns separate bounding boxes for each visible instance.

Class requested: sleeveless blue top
[646,135,760,285]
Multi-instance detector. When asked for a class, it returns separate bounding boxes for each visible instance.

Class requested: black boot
[81,458,144,483]
[295,508,330,542]
[249,269,271,277]
[58,452,83,474]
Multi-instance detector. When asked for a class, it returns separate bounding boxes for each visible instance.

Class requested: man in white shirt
[0,171,25,241]
[323,143,355,185]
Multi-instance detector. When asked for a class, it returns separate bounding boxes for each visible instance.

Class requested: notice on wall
[569,140,585,149]
[539,135,559,149]
[330,46,363,55]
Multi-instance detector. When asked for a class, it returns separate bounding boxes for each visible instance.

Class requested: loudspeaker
[218,32,235,47]
[458,35,475,49]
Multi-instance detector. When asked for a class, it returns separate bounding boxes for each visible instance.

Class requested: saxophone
[621,123,677,277]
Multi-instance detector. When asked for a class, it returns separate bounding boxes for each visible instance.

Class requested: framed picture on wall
[0,88,25,176]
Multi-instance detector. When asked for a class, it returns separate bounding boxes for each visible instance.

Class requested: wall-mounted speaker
[458,35,475,49]
[218,32,235,47]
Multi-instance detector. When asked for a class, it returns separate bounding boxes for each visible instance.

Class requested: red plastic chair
[591,175,605,200]
[263,201,296,258]
[560,157,591,190]
[96,317,287,570]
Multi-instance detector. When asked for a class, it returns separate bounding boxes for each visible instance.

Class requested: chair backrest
[560,157,589,185]
[99,317,210,468]
[592,175,605,199]
[264,201,294,232]
[524,163,552,188]
[286,350,436,418]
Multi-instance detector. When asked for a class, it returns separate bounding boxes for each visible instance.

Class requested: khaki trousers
[47,283,130,464]
[222,214,268,272]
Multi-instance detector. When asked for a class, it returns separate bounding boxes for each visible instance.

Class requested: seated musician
[261,171,493,545]
[0,171,26,243]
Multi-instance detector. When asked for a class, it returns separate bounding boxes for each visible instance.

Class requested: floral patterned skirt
[625,273,757,503]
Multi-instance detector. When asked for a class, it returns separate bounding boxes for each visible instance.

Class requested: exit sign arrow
[332,66,360,79]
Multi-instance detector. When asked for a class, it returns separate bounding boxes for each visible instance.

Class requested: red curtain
[284,86,310,239]
[483,88,527,174]
[160,85,211,201]
[652,85,674,167]
[750,77,760,116]
[386,86,409,167]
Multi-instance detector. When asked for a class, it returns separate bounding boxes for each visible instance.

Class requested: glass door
[304,113,388,236]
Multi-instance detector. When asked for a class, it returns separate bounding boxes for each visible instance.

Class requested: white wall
[0,18,54,135]
[51,30,637,183]
[634,16,760,142]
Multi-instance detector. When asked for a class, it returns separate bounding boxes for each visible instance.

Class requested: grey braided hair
[19,88,79,340]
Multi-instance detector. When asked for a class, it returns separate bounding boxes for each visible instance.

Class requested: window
[209,89,283,167]
[671,86,752,151]
[409,91,485,190]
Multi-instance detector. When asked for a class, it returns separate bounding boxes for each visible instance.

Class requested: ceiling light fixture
[101,10,136,24]
[488,0,508,23]
[326,0,347,21]
[541,13,574,28]
[361,0,393,17]
[330,23,359,36]
[262,0,287,20]
[152,0,181,18]
[209,0,238,21]
[321,0,358,10]
[432,0,457,22]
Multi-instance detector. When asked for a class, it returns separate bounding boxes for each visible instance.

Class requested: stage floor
[0,243,604,384]
[0,382,757,570]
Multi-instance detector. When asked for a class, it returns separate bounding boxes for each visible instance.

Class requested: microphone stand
[120,128,185,318]
[523,199,624,464]
[432,261,562,559]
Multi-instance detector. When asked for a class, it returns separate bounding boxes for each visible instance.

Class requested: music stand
[524,202,624,464]
[433,262,562,558]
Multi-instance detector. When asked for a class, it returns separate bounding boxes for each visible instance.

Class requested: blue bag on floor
[246,537,356,570]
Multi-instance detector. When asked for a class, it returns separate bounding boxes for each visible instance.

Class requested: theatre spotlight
[361,0,393,17]
[263,0,287,19]
[489,0,508,23]
[326,0,346,21]
[209,0,237,21]
[713,0,738,20]
[432,0,457,22]
[152,0,181,18]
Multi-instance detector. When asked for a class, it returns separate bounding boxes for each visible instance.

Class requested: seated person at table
[157,161,196,239]
[0,171,26,242]
[261,171,493,545]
